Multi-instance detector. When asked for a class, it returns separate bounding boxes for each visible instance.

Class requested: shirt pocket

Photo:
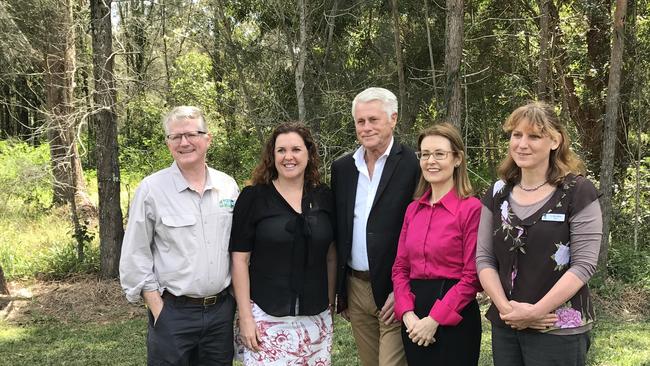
[209,208,233,252]
[158,214,197,254]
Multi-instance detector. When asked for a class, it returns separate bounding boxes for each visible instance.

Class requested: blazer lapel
[344,157,359,233]
[371,141,403,209]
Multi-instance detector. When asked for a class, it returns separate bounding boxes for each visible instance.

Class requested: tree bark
[0,264,9,295]
[390,0,408,132]
[295,0,308,124]
[444,0,464,129]
[537,0,552,101]
[424,0,439,108]
[44,0,91,210]
[598,0,627,274]
[90,0,125,279]
[553,0,611,172]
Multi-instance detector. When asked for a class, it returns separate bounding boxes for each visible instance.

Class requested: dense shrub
[0,139,52,214]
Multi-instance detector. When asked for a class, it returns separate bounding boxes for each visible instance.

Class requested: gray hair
[351,87,398,120]
[162,106,207,135]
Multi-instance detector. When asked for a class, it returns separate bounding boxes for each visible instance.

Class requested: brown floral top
[481,174,600,332]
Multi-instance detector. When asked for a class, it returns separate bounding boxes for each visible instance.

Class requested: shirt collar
[352,136,395,169]
[170,161,214,193]
[417,187,460,215]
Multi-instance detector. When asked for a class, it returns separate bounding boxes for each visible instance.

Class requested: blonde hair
[497,101,585,185]
[413,122,473,199]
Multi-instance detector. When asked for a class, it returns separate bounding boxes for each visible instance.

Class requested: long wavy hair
[497,101,586,185]
[413,122,473,199]
[251,122,321,187]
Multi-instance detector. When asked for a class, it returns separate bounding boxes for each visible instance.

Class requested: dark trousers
[147,293,235,366]
[491,324,591,366]
[401,279,481,366]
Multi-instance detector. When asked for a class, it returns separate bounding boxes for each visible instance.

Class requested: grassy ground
[1,278,649,366]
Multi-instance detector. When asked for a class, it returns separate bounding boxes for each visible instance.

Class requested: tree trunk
[554,0,611,172]
[295,0,308,124]
[444,0,464,129]
[598,0,627,274]
[320,0,339,69]
[0,264,9,295]
[424,0,439,108]
[44,0,91,209]
[90,0,125,279]
[390,0,409,132]
[537,0,552,100]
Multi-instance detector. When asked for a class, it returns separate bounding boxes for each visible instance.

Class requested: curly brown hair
[498,101,586,185]
[251,122,322,187]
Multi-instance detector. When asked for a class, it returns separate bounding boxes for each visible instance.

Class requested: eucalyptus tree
[90,0,124,278]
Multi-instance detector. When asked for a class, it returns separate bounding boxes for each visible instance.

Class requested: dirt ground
[0,274,145,325]
[0,275,648,326]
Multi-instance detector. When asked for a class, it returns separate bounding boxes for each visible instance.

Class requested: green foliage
[606,244,650,290]
[37,236,100,280]
[0,232,100,281]
[207,125,262,185]
[119,95,172,178]
[606,136,650,288]
[170,51,218,112]
[0,139,52,213]
[0,201,99,280]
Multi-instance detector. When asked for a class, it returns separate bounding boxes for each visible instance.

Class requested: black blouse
[229,183,335,317]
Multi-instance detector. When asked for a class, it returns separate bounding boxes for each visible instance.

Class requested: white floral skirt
[234,302,333,366]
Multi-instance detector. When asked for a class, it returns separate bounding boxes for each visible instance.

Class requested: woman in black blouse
[230,122,336,365]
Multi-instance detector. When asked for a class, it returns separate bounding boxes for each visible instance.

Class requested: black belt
[349,268,371,282]
[162,289,228,306]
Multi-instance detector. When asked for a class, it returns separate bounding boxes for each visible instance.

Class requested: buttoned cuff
[429,299,463,326]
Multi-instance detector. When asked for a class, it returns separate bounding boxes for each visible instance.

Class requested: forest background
[0,0,648,365]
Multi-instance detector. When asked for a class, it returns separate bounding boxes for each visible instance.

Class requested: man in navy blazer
[331,87,419,366]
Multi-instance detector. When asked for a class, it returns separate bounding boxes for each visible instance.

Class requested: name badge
[542,213,565,222]
[219,199,235,209]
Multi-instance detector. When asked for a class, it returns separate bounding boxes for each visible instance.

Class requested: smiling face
[166,117,211,170]
[419,135,460,190]
[354,100,396,156]
[273,132,309,182]
[509,119,560,174]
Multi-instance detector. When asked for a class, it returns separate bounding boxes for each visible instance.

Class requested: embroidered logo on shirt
[219,199,235,209]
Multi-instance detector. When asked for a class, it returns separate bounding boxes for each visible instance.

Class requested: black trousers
[491,325,591,366]
[401,279,481,366]
[147,293,235,366]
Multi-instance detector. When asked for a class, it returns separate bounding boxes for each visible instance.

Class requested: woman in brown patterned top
[476,101,602,366]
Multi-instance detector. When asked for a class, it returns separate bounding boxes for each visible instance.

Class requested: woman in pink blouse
[392,122,482,366]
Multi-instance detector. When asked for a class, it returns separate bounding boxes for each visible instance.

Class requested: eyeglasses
[415,150,454,161]
[166,131,207,144]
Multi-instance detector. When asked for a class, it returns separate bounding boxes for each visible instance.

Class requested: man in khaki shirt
[120,106,239,365]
